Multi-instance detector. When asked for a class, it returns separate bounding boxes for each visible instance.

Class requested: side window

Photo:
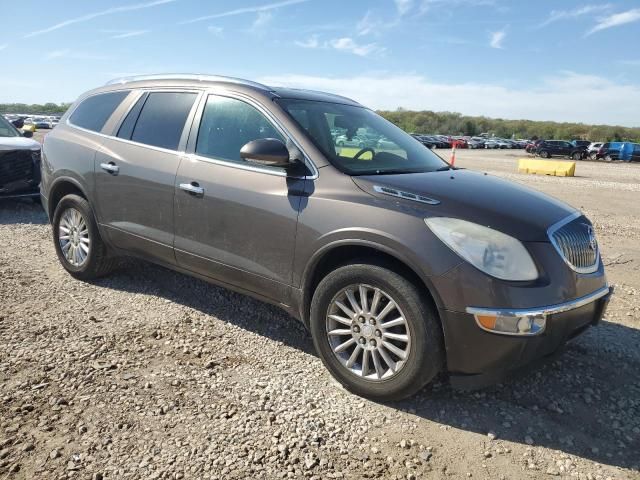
[117,93,147,140]
[129,92,197,150]
[69,91,129,132]
[195,95,285,164]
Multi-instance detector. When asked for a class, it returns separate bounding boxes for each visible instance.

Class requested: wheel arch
[300,241,444,330]
[47,177,89,220]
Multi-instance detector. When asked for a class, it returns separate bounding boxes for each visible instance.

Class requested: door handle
[100,162,119,174]
[179,182,204,196]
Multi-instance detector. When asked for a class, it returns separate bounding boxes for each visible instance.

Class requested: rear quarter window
[128,92,197,150]
[69,91,129,133]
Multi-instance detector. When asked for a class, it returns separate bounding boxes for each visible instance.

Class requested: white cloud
[252,11,274,29]
[207,26,224,36]
[258,72,640,127]
[110,30,150,39]
[295,35,320,48]
[24,0,176,38]
[420,0,495,14]
[489,29,506,48]
[181,0,310,24]
[538,4,612,28]
[394,0,414,15]
[44,49,111,61]
[586,8,640,35]
[329,37,384,57]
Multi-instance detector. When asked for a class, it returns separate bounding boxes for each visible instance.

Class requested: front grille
[0,150,35,189]
[549,215,599,273]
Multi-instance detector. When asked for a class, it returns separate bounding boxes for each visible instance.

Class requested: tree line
[2,102,638,142]
[377,109,640,142]
[0,103,71,115]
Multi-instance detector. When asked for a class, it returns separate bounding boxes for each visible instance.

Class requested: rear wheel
[539,150,550,158]
[605,154,613,162]
[572,152,582,160]
[589,152,597,161]
[310,263,443,401]
[52,194,116,280]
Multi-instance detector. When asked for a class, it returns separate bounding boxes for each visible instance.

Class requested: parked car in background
[410,134,436,149]
[587,142,603,156]
[41,74,611,400]
[336,134,368,148]
[0,114,41,200]
[571,140,591,149]
[594,142,640,162]
[536,140,586,160]
[467,138,485,149]
[525,139,544,153]
[33,117,53,129]
[484,138,510,149]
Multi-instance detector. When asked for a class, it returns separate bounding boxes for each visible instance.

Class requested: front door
[174,94,307,303]
[94,90,199,264]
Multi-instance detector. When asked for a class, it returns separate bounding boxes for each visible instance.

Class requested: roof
[103,74,360,106]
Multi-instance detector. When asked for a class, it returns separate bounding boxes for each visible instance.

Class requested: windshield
[276,99,448,175]
[0,116,21,138]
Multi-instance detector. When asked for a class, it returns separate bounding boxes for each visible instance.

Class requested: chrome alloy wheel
[58,207,90,267]
[326,284,411,381]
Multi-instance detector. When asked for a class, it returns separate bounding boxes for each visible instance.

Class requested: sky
[1,0,640,126]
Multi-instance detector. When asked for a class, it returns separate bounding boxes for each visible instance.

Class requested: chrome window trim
[66,89,204,156]
[184,153,289,178]
[466,285,611,318]
[547,211,600,274]
[64,86,319,180]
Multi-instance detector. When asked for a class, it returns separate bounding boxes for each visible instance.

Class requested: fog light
[473,313,546,336]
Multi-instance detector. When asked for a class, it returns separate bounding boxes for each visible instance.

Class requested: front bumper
[442,286,613,388]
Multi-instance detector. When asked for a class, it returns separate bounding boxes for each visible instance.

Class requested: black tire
[52,194,116,280]
[572,152,582,160]
[589,152,597,161]
[310,262,444,401]
[539,150,550,159]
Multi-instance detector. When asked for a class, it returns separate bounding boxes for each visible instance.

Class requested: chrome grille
[549,214,599,273]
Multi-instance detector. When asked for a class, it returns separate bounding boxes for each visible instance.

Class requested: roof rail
[104,73,271,91]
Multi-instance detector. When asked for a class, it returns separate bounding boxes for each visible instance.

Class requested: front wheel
[52,194,116,280]
[310,263,443,401]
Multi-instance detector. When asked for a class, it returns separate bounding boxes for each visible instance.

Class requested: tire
[539,150,550,159]
[589,152,597,161]
[605,155,613,162]
[52,194,116,280]
[310,262,443,401]
[572,152,582,160]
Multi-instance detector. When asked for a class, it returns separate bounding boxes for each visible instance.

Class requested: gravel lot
[1,149,639,479]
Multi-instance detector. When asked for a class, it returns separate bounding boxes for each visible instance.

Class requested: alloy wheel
[326,284,411,381]
[58,207,90,267]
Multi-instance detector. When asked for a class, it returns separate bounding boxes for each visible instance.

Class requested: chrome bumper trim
[466,285,611,319]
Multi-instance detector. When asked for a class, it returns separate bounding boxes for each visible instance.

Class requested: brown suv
[41,75,612,400]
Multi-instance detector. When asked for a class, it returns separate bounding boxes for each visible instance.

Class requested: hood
[352,169,577,242]
[0,137,41,152]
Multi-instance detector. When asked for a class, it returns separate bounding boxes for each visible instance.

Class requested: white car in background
[588,142,603,154]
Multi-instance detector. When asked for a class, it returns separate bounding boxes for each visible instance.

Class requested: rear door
[173,93,311,302]
[94,90,200,264]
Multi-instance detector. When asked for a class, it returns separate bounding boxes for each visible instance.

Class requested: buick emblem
[587,225,597,251]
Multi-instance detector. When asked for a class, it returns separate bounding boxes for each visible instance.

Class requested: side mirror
[240,138,291,167]
[22,130,33,138]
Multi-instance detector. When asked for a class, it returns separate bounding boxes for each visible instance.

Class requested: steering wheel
[352,147,375,160]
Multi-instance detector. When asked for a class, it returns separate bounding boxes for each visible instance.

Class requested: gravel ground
[1,149,639,479]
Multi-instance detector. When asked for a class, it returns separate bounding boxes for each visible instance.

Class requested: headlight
[425,217,538,281]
